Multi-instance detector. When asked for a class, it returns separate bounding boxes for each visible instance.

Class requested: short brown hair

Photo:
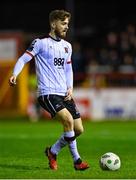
[49,9,71,23]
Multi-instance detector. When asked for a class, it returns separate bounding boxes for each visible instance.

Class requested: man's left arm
[65,45,73,101]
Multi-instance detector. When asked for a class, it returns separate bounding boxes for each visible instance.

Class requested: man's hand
[64,87,73,101]
[9,75,17,86]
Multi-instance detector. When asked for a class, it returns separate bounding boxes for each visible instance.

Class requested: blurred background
[0,0,136,121]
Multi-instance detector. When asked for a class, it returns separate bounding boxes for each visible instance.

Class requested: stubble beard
[55,29,67,39]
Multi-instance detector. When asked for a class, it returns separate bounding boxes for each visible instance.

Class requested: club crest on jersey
[64,47,68,53]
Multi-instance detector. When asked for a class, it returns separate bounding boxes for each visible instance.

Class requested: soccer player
[9,9,89,171]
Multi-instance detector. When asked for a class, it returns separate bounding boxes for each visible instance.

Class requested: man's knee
[75,126,84,137]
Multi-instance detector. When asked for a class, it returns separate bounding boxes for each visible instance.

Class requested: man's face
[54,18,69,39]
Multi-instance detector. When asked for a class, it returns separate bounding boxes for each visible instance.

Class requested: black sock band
[64,136,75,142]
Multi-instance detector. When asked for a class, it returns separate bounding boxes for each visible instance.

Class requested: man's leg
[49,117,84,157]
[51,108,80,161]
[46,108,74,170]
[72,118,89,170]
[50,110,89,170]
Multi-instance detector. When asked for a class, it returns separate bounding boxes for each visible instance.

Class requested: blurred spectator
[108,49,121,71]
[86,58,99,73]
[99,48,109,65]
[106,32,119,50]
[120,31,130,54]
[119,53,135,73]
[127,24,135,36]
[72,41,86,85]
[81,23,135,86]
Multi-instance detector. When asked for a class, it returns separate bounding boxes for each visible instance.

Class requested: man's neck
[49,32,61,41]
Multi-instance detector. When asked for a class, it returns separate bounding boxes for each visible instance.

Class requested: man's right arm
[9,38,42,86]
[9,52,33,86]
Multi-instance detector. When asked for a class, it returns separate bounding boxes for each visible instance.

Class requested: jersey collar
[48,34,61,42]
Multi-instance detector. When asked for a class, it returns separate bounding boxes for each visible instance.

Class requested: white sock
[68,139,80,162]
[51,130,81,162]
[51,134,67,155]
[64,131,81,162]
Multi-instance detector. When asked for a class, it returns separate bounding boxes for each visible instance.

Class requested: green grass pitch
[0,118,136,179]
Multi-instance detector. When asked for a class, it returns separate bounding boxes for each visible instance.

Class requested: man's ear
[52,23,55,28]
[51,22,55,29]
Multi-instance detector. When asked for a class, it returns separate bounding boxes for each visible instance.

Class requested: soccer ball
[99,152,121,171]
